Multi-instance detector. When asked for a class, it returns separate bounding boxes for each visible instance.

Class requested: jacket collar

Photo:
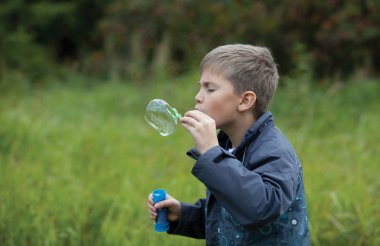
[218,112,273,157]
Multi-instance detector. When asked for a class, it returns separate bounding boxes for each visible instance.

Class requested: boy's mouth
[194,106,202,112]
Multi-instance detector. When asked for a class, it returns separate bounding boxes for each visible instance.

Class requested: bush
[1,1,379,83]
[99,0,380,80]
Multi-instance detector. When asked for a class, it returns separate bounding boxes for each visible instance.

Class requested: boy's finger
[184,110,207,120]
[148,201,155,209]
[180,116,199,127]
[154,199,171,209]
[186,109,201,116]
[184,110,202,121]
[148,194,154,202]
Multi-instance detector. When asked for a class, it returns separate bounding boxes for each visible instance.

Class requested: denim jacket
[168,112,310,245]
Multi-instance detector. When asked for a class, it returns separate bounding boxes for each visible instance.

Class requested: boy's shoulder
[254,123,296,157]
[245,118,300,172]
[260,125,293,148]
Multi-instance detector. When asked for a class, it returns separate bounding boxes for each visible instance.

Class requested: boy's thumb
[155,200,168,209]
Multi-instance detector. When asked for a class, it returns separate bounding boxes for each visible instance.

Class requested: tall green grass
[0,74,379,245]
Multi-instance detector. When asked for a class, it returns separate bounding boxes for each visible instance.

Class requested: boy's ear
[238,91,256,112]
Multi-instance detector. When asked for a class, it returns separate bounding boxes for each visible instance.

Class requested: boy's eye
[207,88,215,92]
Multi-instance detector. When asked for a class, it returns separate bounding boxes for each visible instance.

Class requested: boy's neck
[223,114,256,148]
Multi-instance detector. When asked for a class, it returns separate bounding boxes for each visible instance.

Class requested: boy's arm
[191,145,297,229]
[167,199,206,239]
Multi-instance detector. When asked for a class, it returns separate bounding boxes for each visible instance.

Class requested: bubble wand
[145,100,180,231]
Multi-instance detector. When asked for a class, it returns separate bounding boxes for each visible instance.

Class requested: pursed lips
[194,107,203,112]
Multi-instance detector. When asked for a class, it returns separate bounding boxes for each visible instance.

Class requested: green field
[1,74,379,245]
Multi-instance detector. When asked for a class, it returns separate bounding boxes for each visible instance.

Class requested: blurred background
[0,1,379,245]
[1,0,380,83]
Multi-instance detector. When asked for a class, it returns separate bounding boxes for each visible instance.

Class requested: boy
[147,44,310,245]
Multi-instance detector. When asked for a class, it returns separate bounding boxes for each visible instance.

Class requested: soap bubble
[145,99,182,136]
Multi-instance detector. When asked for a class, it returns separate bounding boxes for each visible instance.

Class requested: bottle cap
[152,189,166,203]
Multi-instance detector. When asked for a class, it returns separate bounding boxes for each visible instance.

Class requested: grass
[0,74,379,245]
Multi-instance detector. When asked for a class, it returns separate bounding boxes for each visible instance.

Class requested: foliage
[0,74,379,245]
[1,0,380,83]
[0,0,108,81]
[64,0,380,80]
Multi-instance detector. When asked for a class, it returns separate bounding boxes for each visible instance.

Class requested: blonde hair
[200,44,279,118]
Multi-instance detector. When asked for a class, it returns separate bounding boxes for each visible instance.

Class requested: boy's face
[195,69,242,129]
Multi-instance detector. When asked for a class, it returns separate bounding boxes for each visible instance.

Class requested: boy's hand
[147,193,181,222]
[180,110,219,154]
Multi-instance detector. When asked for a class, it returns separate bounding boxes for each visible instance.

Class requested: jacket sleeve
[191,144,298,229]
[167,199,206,239]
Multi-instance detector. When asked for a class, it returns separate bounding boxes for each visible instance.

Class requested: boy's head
[200,44,279,119]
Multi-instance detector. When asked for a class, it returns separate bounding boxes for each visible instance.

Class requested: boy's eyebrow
[198,81,216,86]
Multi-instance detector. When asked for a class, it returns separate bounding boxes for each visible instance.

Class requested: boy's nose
[195,91,202,103]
